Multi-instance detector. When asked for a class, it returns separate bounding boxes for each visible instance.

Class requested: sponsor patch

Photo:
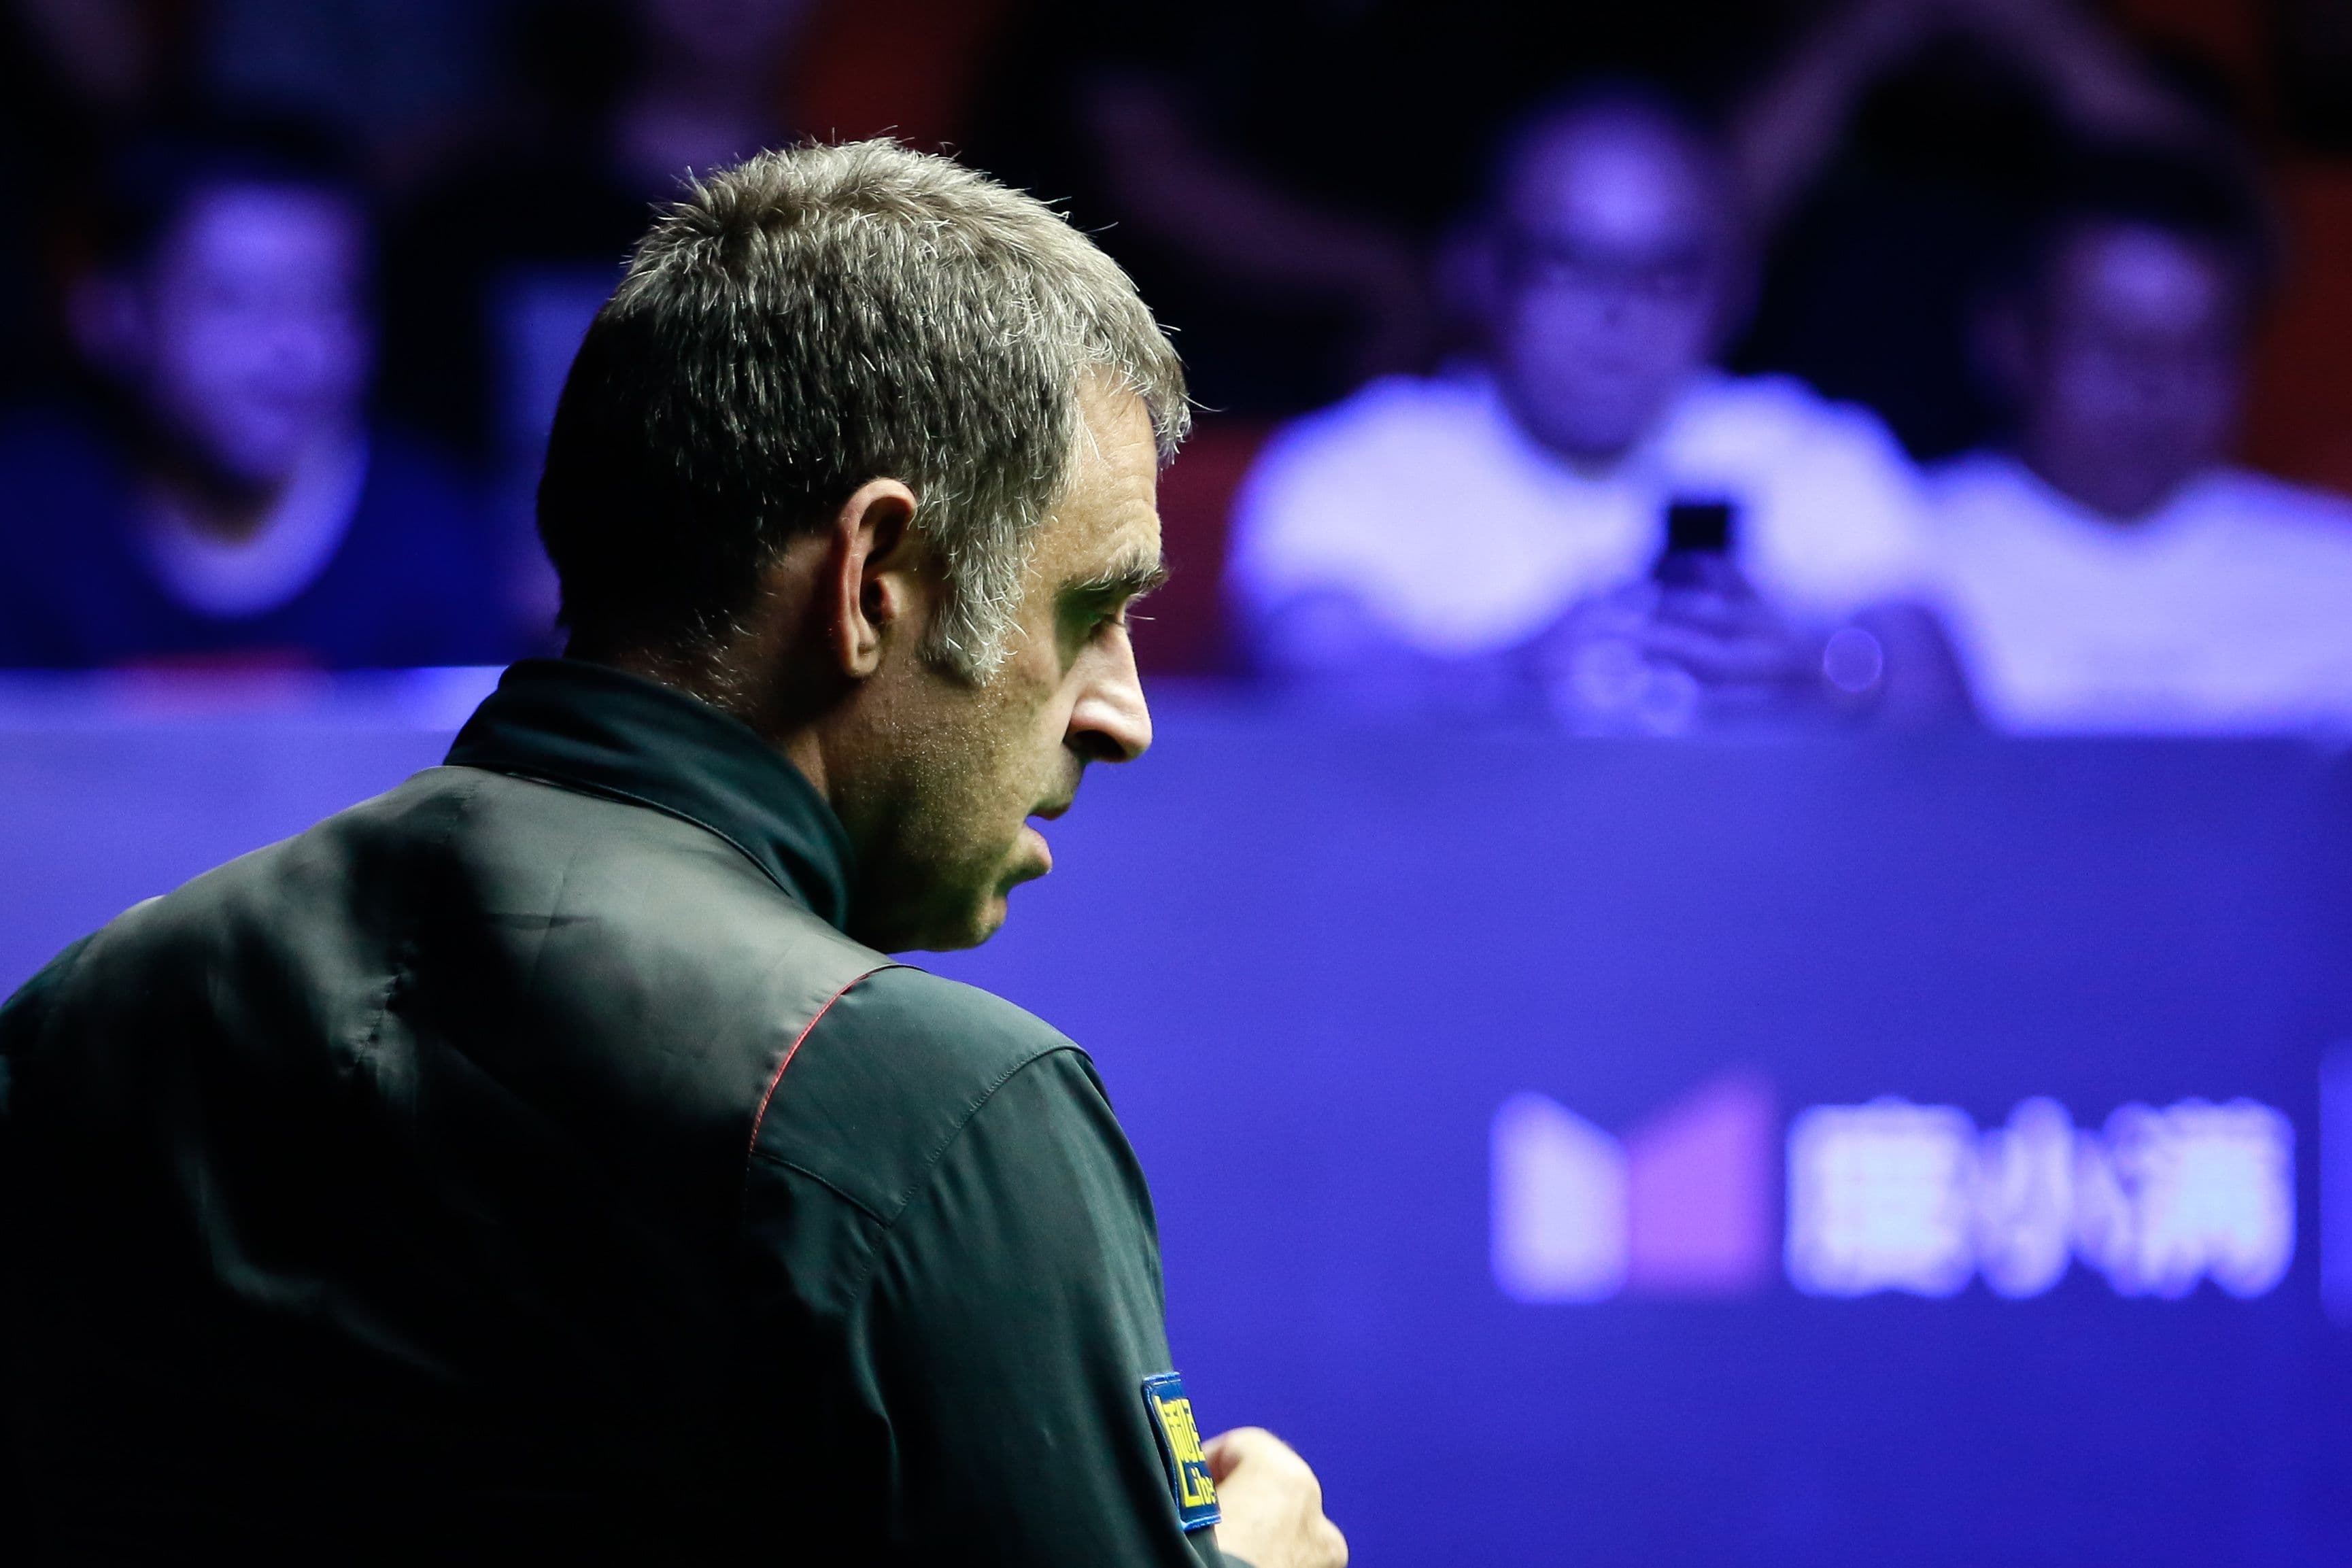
[1140,1371,1220,1531]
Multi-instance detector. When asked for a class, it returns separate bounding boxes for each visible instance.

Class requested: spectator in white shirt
[1228,85,1967,730]
[1932,149,2352,735]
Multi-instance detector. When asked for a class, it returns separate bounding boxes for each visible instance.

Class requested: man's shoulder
[825,964,1074,1053]
[1231,371,1534,590]
[45,766,889,1136]
[1672,371,1911,472]
[1246,372,1511,492]
[413,764,897,1117]
[1924,448,2028,496]
[2191,467,2352,541]
[1922,451,2073,538]
[751,964,1100,1225]
[400,767,1084,1211]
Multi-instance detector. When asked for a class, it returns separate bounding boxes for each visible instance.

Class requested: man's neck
[585,642,836,805]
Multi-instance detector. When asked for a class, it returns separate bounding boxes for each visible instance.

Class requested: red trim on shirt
[745,970,880,1161]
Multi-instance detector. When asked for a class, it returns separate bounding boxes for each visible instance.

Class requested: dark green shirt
[0,658,1231,1565]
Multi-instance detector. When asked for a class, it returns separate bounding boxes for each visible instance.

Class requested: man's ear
[823,478,924,679]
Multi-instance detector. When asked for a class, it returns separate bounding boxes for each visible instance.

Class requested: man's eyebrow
[1065,556,1171,604]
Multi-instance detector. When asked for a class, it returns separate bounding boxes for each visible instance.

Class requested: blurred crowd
[3,0,2351,735]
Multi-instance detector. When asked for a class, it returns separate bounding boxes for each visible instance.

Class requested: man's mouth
[1017,798,1074,879]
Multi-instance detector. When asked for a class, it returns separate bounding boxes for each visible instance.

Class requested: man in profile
[0,141,1344,1567]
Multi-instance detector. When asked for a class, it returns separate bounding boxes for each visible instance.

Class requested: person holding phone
[1229,84,1966,728]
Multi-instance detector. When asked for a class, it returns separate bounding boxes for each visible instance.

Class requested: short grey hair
[538,139,1189,679]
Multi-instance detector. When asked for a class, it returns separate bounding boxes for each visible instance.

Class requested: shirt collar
[445,658,854,930]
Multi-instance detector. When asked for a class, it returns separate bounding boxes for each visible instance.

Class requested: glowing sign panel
[1787,1097,2294,1300]
[1495,1087,2296,1305]
[1490,1093,1627,1303]
[1786,1101,1975,1298]
[2079,1100,2296,1299]
[1491,1076,1778,1303]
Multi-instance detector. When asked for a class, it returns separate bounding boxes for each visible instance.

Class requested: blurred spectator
[1928,147,2352,734]
[0,122,514,668]
[1228,88,1966,731]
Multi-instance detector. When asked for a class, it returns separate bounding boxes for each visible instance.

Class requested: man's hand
[1202,1427,1347,1568]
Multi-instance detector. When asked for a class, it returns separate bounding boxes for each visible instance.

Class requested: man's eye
[1085,600,1132,637]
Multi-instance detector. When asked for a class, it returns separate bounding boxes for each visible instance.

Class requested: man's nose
[1068,636,1153,764]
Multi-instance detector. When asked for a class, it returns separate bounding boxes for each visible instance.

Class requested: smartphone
[1663,499,1733,556]
[1654,499,1735,588]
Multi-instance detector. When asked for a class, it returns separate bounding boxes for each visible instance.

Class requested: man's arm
[858,1047,1231,1565]
[742,969,1342,1565]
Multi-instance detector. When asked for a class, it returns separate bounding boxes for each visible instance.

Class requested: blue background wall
[5,686,2350,1563]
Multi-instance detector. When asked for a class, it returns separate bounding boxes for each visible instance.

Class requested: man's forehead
[1051,509,1165,600]
[1512,120,1719,242]
[179,183,361,247]
[1068,388,1157,515]
[2060,224,2237,324]
[1074,377,1161,465]
[1046,384,1163,575]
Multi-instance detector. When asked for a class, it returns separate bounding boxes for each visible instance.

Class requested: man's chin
[877,876,1032,955]
[940,851,1053,951]
[923,896,1010,953]
[857,841,1052,954]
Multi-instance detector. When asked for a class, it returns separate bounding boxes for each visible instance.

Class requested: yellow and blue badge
[1140,1371,1221,1532]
